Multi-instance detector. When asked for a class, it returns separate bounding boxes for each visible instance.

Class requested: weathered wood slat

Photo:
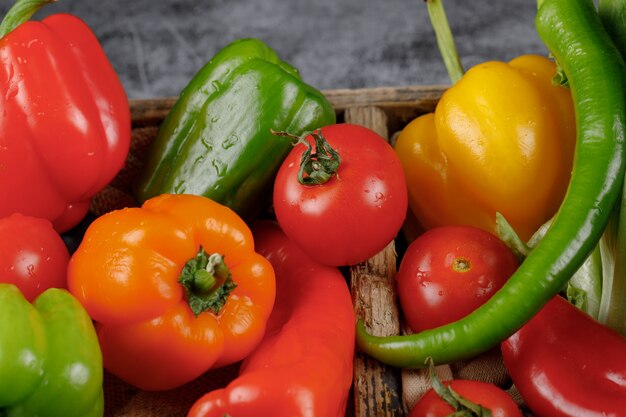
[128,85,446,126]
[344,106,406,417]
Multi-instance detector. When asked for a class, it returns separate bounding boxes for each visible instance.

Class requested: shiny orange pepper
[67,193,275,391]
[395,54,576,241]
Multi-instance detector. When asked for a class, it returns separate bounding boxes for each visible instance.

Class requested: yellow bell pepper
[395,54,576,241]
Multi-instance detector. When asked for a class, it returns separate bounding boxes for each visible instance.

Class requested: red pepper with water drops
[0,0,131,232]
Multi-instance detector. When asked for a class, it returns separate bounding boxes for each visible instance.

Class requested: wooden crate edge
[129,84,448,126]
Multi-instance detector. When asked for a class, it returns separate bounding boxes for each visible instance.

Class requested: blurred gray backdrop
[0,0,545,99]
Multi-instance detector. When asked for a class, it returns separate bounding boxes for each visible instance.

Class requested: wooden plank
[129,85,446,126]
[328,85,445,113]
[345,106,406,417]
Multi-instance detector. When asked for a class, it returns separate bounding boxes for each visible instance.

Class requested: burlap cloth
[88,125,531,416]
[401,346,529,414]
[89,126,157,216]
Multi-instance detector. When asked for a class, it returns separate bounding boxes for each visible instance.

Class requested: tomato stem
[271,129,341,185]
[179,246,237,316]
[0,0,56,39]
[427,357,493,416]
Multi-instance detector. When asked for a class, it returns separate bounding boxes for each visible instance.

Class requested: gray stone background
[0,0,546,99]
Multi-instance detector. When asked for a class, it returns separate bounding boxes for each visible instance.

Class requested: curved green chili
[599,0,626,59]
[355,0,626,368]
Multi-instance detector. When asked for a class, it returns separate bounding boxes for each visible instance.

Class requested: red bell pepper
[188,220,355,417]
[0,0,131,232]
[501,296,626,417]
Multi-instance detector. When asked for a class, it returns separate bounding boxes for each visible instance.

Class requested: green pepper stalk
[425,0,464,84]
[356,0,626,368]
[0,0,55,39]
[178,246,237,317]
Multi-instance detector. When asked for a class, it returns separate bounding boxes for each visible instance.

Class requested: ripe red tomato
[273,123,408,267]
[0,213,70,301]
[397,225,518,332]
[410,379,522,417]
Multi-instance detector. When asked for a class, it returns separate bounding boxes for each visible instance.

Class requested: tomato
[273,123,408,267]
[0,213,70,301]
[410,379,522,417]
[397,225,518,332]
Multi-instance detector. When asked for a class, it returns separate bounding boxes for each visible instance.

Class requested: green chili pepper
[599,0,626,59]
[135,38,336,219]
[355,0,626,368]
[0,284,103,417]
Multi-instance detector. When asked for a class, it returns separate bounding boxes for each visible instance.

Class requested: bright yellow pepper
[395,54,576,241]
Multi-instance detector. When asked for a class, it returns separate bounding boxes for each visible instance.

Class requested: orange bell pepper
[395,54,576,241]
[67,194,275,391]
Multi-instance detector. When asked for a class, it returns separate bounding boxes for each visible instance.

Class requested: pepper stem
[425,0,464,84]
[0,0,56,39]
[271,129,341,185]
[178,246,237,317]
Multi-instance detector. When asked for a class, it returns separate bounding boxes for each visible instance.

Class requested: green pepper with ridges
[0,284,103,417]
[135,38,336,219]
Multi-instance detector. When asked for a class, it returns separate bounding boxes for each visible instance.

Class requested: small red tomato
[273,123,408,267]
[397,225,518,332]
[410,380,522,417]
[0,213,70,301]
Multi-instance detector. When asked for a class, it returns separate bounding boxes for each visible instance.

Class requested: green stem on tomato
[426,358,492,416]
[271,129,341,185]
[0,0,56,39]
[425,0,465,84]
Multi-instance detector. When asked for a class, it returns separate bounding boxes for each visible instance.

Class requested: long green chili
[355,0,626,367]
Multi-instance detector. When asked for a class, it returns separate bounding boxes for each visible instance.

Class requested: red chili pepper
[0,0,131,232]
[187,220,355,417]
[501,296,626,417]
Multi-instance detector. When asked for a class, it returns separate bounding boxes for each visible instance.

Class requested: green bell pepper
[0,284,103,417]
[135,38,337,219]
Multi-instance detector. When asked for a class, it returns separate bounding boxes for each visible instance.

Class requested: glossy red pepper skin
[0,13,131,232]
[187,220,355,417]
[501,296,626,417]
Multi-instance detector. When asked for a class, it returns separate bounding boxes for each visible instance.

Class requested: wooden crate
[98,85,520,416]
